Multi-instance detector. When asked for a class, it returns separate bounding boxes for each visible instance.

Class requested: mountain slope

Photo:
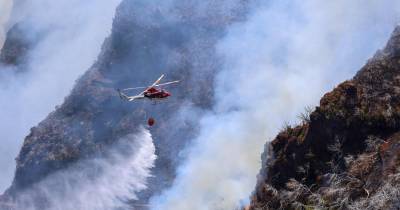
[250,26,400,210]
[0,23,30,67]
[1,0,250,208]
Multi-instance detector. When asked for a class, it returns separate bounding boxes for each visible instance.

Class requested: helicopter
[117,74,180,102]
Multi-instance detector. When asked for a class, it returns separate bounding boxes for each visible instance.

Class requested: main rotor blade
[122,86,148,91]
[122,80,180,91]
[154,80,180,87]
[149,74,165,88]
[135,74,165,97]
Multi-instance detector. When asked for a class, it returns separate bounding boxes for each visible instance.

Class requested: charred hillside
[250,26,400,210]
[1,0,250,208]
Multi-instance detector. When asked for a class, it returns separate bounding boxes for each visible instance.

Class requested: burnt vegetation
[250,27,400,210]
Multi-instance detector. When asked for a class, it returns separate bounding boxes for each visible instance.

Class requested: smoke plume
[150,1,400,209]
[0,0,121,192]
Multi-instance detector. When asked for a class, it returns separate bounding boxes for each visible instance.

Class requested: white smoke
[0,0,121,192]
[13,127,156,210]
[0,0,13,50]
[150,1,400,209]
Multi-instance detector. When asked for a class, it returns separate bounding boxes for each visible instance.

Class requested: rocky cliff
[0,0,249,208]
[250,26,400,210]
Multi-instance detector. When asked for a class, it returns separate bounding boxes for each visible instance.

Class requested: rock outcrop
[250,26,400,210]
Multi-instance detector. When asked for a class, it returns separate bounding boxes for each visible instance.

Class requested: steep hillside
[0,23,30,67]
[250,26,400,210]
[0,0,250,209]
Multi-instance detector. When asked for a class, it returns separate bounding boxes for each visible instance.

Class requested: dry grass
[350,174,400,210]
[297,106,314,124]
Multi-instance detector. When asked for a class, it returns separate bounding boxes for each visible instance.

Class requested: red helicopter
[117,74,179,126]
[117,74,180,102]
